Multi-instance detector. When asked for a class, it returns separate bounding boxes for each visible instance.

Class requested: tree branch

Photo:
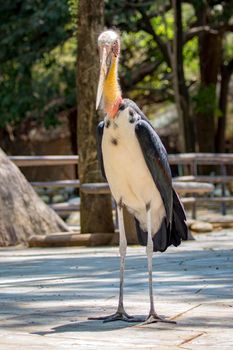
[138,10,171,67]
[184,24,233,43]
[120,59,163,90]
[132,88,173,104]
[184,25,218,42]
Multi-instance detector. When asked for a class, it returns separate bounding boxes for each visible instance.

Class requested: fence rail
[10,155,79,167]
[168,153,233,164]
[31,180,80,188]
[10,153,233,167]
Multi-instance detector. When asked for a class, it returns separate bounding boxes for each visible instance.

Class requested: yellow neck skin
[103,57,122,118]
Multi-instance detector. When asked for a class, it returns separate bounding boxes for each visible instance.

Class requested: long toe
[103,312,133,323]
[141,313,176,325]
[88,311,143,323]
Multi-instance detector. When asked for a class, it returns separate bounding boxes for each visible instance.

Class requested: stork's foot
[141,312,176,325]
[88,310,141,323]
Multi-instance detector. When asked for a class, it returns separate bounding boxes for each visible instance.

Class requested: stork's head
[96,30,121,111]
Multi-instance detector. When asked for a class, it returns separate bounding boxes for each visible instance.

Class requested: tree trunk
[77,0,114,233]
[195,5,222,152]
[215,59,233,152]
[172,0,195,152]
[0,148,68,246]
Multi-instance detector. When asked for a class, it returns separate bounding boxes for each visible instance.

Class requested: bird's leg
[89,203,138,323]
[146,206,156,316]
[117,203,127,314]
[141,206,176,325]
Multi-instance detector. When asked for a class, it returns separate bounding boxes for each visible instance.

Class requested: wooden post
[220,163,227,215]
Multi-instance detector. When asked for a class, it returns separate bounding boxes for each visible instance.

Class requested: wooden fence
[10,155,79,213]
[10,153,233,219]
[169,153,233,217]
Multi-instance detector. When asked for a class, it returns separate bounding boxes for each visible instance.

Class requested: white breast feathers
[102,107,165,235]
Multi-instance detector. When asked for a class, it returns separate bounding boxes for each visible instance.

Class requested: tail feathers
[135,217,169,252]
[134,190,188,252]
[135,218,147,247]
[170,189,188,246]
[153,218,169,252]
[173,189,186,221]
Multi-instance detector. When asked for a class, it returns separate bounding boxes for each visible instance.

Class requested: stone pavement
[0,230,233,350]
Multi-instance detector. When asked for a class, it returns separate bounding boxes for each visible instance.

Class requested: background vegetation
[0,0,232,153]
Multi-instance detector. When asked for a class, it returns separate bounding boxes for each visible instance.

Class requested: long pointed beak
[96,47,108,110]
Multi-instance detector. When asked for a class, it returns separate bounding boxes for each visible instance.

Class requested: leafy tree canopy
[0,0,232,133]
[0,0,75,127]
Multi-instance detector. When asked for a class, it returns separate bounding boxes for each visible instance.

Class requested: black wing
[120,98,173,224]
[128,100,187,251]
[96,121,106,180]
[135,119,173,226]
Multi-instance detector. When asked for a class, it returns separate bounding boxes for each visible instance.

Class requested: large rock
[191,221,213,233]
[0,148,69,246]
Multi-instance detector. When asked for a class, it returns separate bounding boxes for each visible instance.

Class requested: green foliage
[183,37,199,80]
[224,33,233,63]
[151,13,174,40]
[0,0,232,132]
[67,0,78,30]
[0,0,72,65]
[0,0,75,127]
[192,84,222,118]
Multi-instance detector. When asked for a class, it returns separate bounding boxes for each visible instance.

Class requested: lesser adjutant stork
[92,30,188,324]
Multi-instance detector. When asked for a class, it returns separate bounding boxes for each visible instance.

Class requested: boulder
[191,221,213,233]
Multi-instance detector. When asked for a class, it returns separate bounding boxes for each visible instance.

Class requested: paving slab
[0,230,233,349]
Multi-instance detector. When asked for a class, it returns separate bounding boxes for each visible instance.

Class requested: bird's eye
[112,41,119,57]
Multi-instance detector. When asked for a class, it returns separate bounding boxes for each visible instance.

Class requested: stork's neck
[103,57,122,118]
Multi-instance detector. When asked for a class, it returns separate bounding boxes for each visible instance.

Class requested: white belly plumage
[102,107,165,235]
